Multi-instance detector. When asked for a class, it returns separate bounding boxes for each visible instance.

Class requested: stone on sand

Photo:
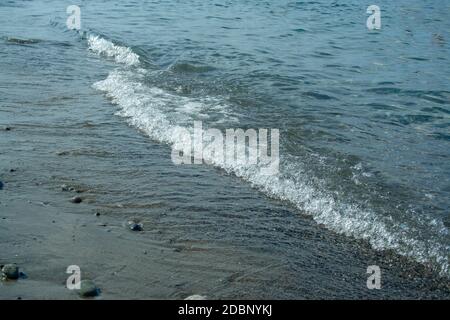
[185,294,207,300]
[71,196,82,204]
[127,219,144,231]
[2,264,19,280]
[130,222,144,231]
[130,223,144,231]
[79,280,100,297]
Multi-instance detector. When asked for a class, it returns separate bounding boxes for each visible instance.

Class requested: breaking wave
[90,36,450,278]
[87,35,139,66]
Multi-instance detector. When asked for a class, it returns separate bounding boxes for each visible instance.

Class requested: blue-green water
[1,0,449,297]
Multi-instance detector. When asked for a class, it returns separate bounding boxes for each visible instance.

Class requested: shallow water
[0,0,449,298]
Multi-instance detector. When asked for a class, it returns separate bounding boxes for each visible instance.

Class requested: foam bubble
[87,35,139,66]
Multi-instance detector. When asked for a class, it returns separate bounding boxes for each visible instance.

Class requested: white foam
[87,35,139,66]
[93,70,450,279]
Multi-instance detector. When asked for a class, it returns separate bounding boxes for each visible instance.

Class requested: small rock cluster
[61,184,75,192]
[1,264,19,280]
[61,184,84,204]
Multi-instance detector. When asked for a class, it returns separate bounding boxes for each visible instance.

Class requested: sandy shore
[1,185,192,299]
[1,172,449,299]
[2,184,273,299]
[1,114,449,300]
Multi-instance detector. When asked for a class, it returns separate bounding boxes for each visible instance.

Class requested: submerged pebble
[62,184,75,192]
[71,196,82,204]
[0,181,3,190]
[79,280,100,297]
[1,264,20,280]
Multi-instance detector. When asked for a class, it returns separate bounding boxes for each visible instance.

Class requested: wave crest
[87,35,139,66]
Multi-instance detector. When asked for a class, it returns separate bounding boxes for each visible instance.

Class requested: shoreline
[1,125,449,299]
[1,0,450,301]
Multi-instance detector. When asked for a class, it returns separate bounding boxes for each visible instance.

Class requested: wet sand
[1,122,449,300]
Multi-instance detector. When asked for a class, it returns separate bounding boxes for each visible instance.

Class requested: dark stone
[130,223,143,231]
[0,181,3,190]
[4,127,11,131]
[70,197,82,204]
[95,212,101,217]
[2,264,19,280]
[79,280,99,297]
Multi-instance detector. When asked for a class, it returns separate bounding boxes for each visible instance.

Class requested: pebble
[79,280,100,298]
[4,127,12,131]
[185,294,207,300]
[0,181,3,190]
[130,223,144,232]
[70,196,82,204]
[1,264,19,280]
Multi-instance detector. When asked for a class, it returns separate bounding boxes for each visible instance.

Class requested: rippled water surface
[1,0,449,297]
